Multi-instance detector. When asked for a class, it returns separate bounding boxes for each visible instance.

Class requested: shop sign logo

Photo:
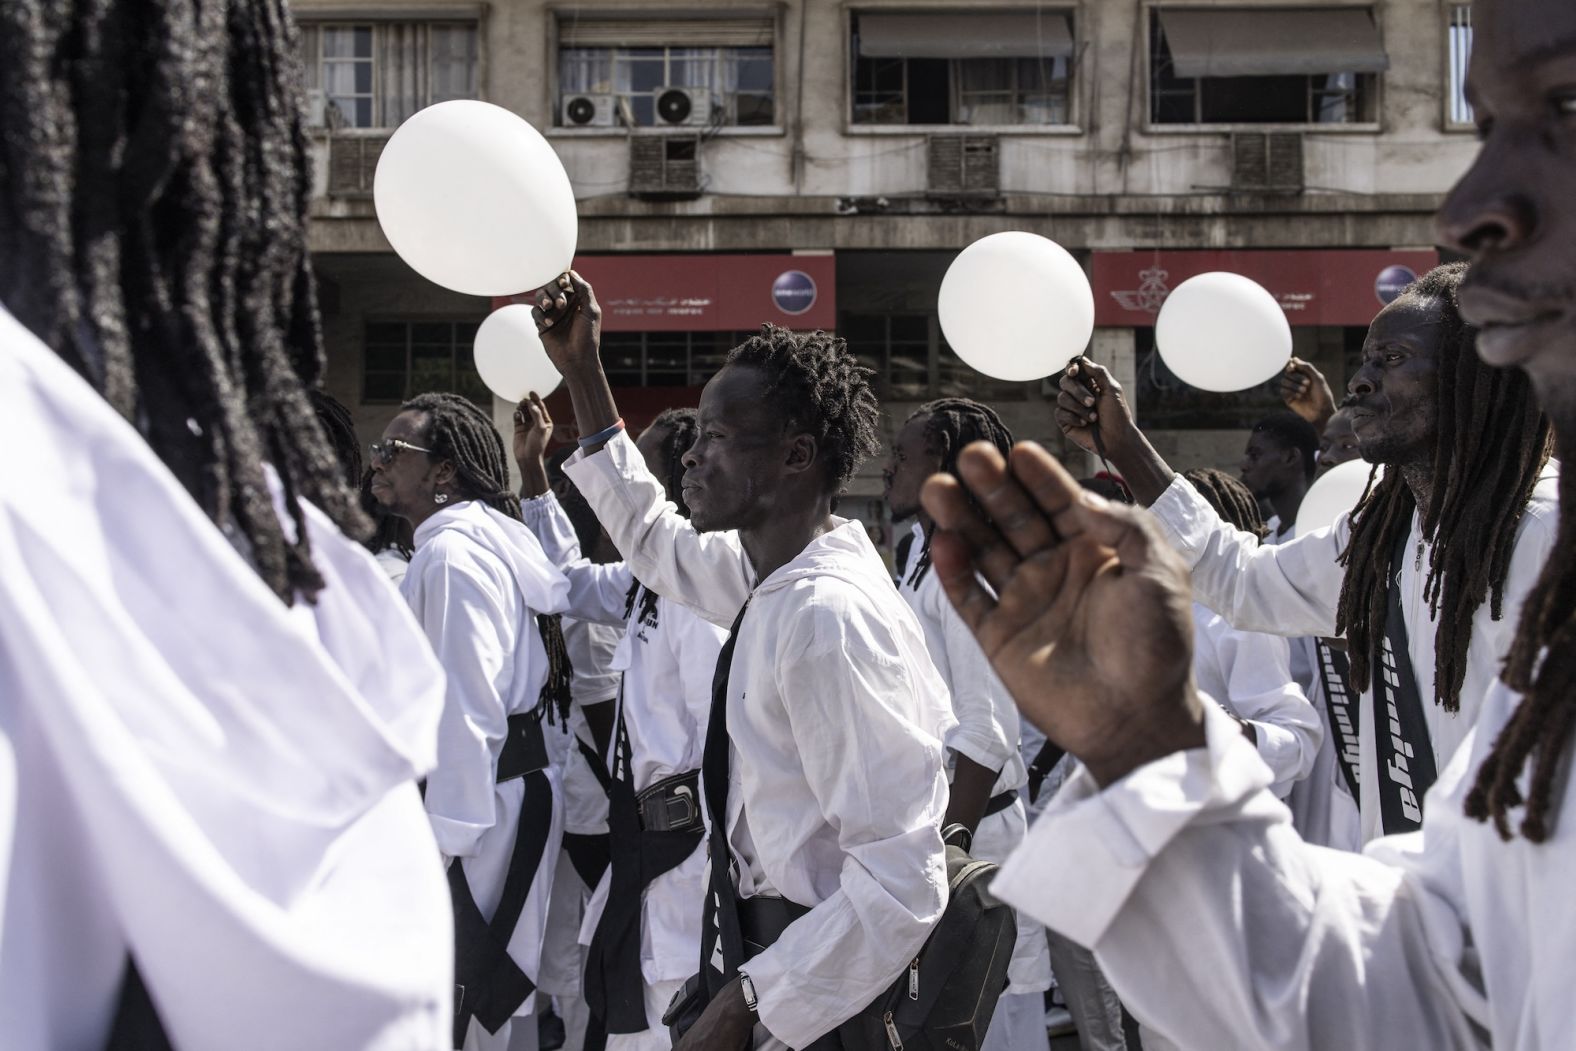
[1109,267,1172,314]
[1375,265,1418,305]
[772,270,817,316]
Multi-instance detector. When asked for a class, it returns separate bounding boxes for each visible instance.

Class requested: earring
[434,492,450,505]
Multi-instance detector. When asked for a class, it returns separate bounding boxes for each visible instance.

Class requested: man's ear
[783,432,819,478]
[432,459,458,487]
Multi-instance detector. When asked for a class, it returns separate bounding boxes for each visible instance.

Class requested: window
[1447,4,1474,128]
[850,11,1074,126]
[363,320,490,405]
[1149,8,1385,126]
[840,312,1023,400]
[299,22,478,129]
[556,16,776,128]
[598,331,754,387]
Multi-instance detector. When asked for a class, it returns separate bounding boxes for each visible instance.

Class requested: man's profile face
[682,365,801,533]
[1345,296,1445,467]
[883,414,939,523]
[369,410,440,522]
[1239,431,1294,500]
[1316,408,1361,475]
[1438,0,1576,425]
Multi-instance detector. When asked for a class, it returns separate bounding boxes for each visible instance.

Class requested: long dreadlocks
[1335,264,1551,714]
[1467,463,1576,842]
[906,397,1015,586]
[1182,468,1267,541]
[0,0,363,604]
[403,392,575,723]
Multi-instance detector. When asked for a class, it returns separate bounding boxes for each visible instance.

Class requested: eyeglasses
[368,439,434,467]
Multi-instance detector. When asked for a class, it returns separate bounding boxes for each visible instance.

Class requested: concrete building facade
[297,0,1478,543]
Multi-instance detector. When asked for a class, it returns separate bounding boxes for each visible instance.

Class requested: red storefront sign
[1092,250,1440,327]
[493,253,836,332]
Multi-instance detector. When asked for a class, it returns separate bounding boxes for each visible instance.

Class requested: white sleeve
[993,704,1486,1051]
[406,546,515,859]
[564,431,755,629]
[1150,475,1349,639]
[1208,623,1323,796]
[565,618,623,708]
[932,580,1018,779]
[744,597,950,1046]
[519,491,637,627]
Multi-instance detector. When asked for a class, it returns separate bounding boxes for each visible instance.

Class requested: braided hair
[311,389,364,489]
[1183,468,1267,541]
[906,398,1015,586]
[0,0,363,604]
[1334,264,1551,714]
[1467,463,1576,842]
[725,325,881,494]
[649,407,701,517]
[403,392,575,723]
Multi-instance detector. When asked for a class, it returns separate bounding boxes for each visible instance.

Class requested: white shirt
[1191,603,1323,798]
[521,491,729,982]
[996,679,1575,1051]
[1150,471,1559,841]
[897,524,1051,996]
[557,617,621,836]
[403,498,571,1004]
[900,521,1028,797]
[0,306,452,1049]
[566,432,955,1049]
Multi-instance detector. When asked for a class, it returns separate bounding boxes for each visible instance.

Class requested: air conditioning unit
[561,93,616,128]
[629,134,702,198]
[1231,132,1304,193]
[328,134,389,196]
[926,135,1000,196]
[654,86,711,127]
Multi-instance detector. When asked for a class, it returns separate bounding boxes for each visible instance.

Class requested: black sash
[584,704,706,1033]
[1314,639,1362,803]
[1369,531,1438,835]
[104,960,174,1051]
[699,604,751,1001]
[450,760,555,1048]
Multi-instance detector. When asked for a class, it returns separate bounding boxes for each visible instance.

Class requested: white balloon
[1295,459,1380,539]
[374,100,578,297]
[1155,272,1292,393]
[937,232,1094,382]
[473,305,562,402]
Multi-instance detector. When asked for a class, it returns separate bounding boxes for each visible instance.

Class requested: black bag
[842,824,1017,1051]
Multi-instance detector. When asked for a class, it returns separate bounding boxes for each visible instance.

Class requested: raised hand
[1276,357,1336,428]
[1055,357,1138,458]
[532,270,603,378]
[512,392,554,469]
[920,440,1205,786]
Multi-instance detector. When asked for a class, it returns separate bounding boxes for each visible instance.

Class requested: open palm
[921,442,1205,785]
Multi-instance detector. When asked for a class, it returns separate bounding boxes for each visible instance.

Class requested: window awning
[857,11,1075,60]
[1157,8,1389,78]
[557,15,775,48]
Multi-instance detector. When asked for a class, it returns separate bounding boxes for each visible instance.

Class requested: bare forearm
[518,457,551,499]
[1105,429,1178,508]
[561,362,622,454]
[943,755,999,836]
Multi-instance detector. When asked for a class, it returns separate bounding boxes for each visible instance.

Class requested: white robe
[403,499,572,1022]
[1191,603,1324,798]
[1149,471,1559,841]
[995,680,1576,1051]
[0,305,452,1048]
[566,432,955,1050]
[521,491,729,989]
[898,523,1054,1004]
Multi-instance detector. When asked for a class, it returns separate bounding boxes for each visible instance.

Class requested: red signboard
[1092,249,1440,327]
[493,253,836,332]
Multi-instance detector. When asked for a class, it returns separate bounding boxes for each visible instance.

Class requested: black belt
[983,788,1019,819]
[584,709,707,1033]
[497,714,549,783]
[450,766,555,1047]
[636,770,704,833]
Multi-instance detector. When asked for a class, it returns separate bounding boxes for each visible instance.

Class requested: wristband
[578,418,625,449]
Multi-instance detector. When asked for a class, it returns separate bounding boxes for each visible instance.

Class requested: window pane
[411,322,452,344]
[354,59,373,95]
[363,371,407,402]
[366,322,407,344]
[323,27,358,58]
[354,98,373,127]
[1198,75,1311,123]
[430,25,479,102]
[364,342,407,372]
[1448,5,1474,125]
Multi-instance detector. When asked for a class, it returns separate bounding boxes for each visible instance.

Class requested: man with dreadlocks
[1057,262,1558,844]
[513,394,730,1051]
[534,273,953,1051]
[372,391,574,1051]
[0,0,454,1046]
[914,5,1576,1046]
[882,397,1053,1051]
